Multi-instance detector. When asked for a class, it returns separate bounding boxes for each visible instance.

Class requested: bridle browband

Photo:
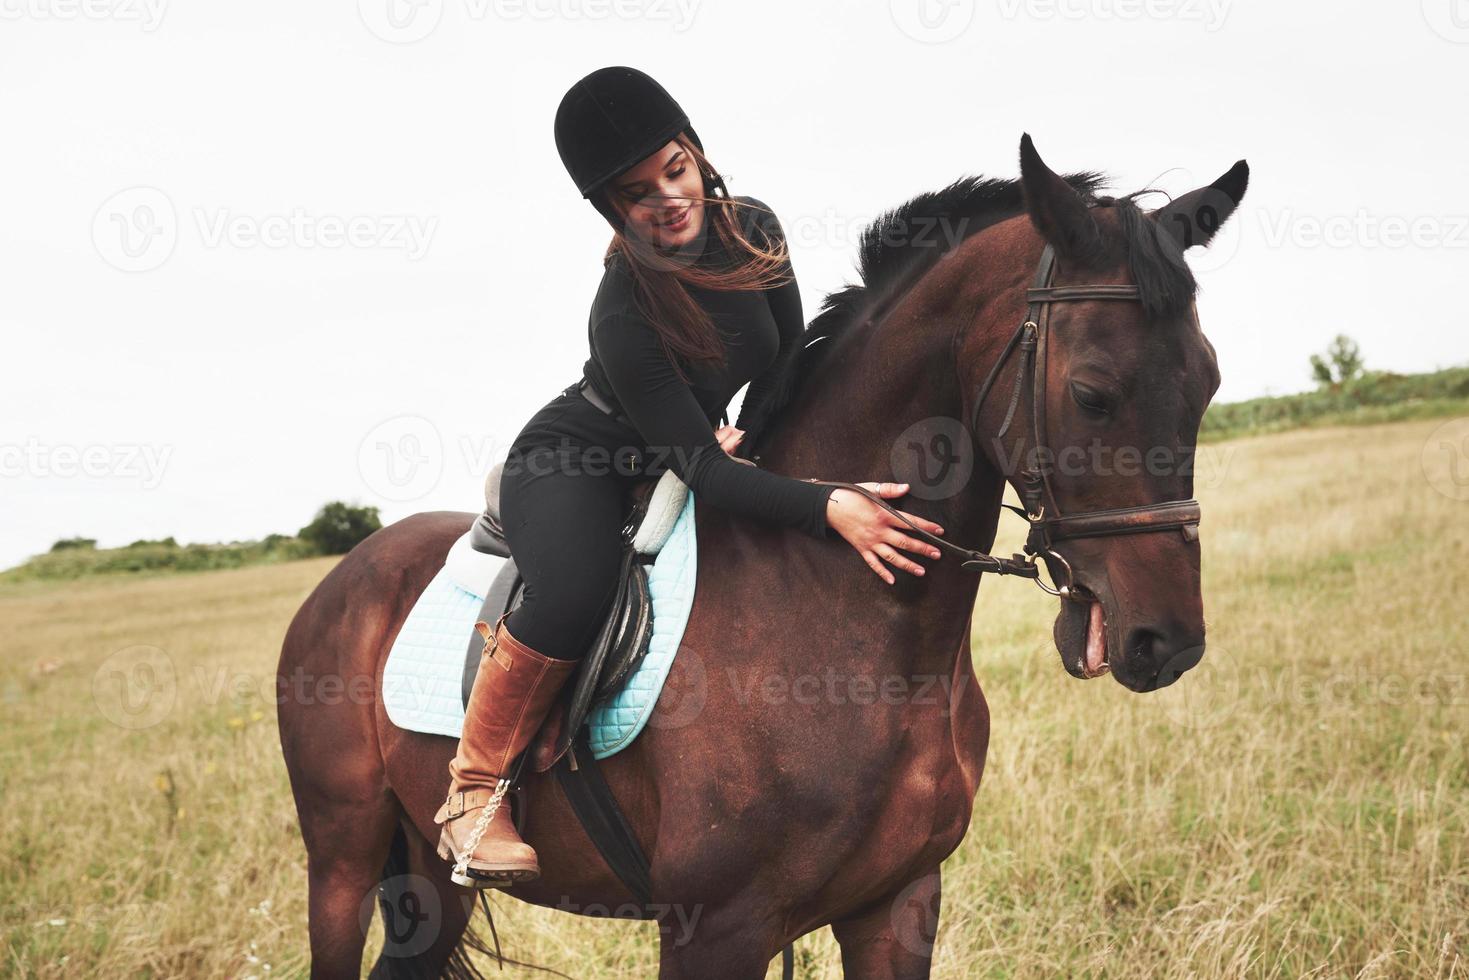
[803,243,1201,600]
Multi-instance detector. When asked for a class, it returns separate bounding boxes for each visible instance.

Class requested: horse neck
[755,232,1028,674]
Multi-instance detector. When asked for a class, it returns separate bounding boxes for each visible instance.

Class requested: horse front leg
[655,900,785,980]
[830,868,942,980]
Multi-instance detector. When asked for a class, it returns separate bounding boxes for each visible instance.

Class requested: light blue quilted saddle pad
[382,489,697,759]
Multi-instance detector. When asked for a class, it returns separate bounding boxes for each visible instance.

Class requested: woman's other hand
[714,425,755,466]
[825,482,945,585]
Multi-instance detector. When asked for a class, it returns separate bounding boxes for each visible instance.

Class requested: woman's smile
[609,140,708,246]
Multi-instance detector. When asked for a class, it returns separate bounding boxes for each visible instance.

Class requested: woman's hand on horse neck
[825,483,945,585]
[713,424,755,465]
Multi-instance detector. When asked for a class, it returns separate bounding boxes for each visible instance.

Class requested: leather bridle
[804,243,1201,600]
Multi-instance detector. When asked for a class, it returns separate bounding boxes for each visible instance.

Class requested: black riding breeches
[496,389,647,662]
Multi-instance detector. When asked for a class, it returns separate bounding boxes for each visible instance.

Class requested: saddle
[462,460,686,773]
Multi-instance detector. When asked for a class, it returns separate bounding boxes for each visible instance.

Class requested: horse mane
[739,172,1198,454]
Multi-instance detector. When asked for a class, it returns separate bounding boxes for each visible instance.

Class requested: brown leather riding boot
[435,613,576,888]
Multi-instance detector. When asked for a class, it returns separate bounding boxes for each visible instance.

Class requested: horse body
[279,139,1247,977]
[281,493,990,976]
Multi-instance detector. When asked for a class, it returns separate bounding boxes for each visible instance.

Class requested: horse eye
[1070,382,1110,415]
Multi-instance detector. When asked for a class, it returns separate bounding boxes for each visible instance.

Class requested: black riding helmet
[553,66,729,232]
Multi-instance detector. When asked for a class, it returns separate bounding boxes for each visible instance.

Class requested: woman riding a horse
[434,65,946,888]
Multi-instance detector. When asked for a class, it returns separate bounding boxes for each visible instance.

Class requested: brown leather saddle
[462,460,663,773]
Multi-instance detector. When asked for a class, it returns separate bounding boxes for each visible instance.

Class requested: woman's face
[608,138,706,248]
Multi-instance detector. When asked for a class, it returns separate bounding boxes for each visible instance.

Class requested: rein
[804,244,1202,600]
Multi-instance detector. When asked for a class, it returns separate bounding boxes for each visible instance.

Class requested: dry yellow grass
[2,417,1466,978]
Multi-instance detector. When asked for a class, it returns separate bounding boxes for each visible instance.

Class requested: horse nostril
[1126,627,1205,691]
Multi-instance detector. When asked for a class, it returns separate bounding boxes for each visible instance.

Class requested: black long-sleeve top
[578,195,835,539]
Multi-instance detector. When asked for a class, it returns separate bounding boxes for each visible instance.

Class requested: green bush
[1309,334,1365,387]
[296,502,382,556]
[1201,366,1469,441]
[49,537,97,552]
[1,502,378,583]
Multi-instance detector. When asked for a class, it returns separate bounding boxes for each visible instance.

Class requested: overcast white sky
[3,0,1466,568]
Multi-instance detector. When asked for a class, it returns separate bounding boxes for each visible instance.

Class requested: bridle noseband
[805,243,1201,599]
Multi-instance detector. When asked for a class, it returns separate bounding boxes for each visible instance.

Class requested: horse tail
[366,824,480,980]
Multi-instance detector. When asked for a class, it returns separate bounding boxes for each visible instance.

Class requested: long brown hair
[598,132,794,384]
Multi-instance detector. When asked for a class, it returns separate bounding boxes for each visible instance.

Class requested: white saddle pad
[382,477,698,759]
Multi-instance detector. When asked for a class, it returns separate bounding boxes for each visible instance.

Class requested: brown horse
[277,136,1247,979]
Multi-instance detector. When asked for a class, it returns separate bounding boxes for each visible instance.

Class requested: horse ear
[1019,133,1102,260]
[1152,160,1249,250]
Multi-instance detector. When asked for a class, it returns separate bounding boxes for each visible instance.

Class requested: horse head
[966,135,1248,692]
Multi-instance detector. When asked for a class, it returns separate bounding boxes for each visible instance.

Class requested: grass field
[2,416,1466,978]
